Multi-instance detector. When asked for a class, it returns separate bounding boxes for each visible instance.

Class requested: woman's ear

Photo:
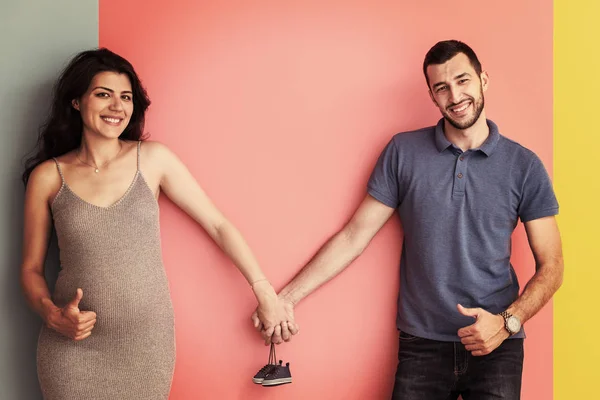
[71,99,80,111]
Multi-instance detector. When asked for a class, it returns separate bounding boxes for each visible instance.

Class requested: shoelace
[257,364,274,374]
[257,343,278,374]
[269,342,277,365]
[267,367,282,378]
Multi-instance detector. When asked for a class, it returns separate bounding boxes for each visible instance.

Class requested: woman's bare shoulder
[27,159,63,203]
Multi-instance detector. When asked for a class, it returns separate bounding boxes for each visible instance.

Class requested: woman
[20,48,289,399]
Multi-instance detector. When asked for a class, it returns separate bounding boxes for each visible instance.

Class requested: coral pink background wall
[100,1,553,398]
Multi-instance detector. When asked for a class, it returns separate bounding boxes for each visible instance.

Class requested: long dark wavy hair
[22,48,151,184]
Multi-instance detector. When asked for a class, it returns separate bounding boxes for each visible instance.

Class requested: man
[253,40,563,399]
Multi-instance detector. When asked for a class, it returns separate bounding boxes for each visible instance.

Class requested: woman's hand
[251,281,279,340]
[43,288,97,341]
[251,282,299,345]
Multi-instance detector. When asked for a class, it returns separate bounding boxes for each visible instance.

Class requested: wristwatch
[499,311,521,335]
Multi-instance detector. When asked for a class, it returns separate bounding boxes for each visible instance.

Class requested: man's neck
[443,113,490,152]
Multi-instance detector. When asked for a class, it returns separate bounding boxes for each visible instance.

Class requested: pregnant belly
[52,264,174,333]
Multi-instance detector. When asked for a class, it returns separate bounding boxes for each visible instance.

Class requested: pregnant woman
[20,48,290,399]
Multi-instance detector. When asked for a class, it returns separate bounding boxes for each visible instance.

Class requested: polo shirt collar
[434,118,501,157]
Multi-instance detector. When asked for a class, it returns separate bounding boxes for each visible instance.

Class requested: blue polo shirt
[367,119,558,341]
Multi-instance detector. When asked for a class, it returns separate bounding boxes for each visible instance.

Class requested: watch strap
[500,311,515,335]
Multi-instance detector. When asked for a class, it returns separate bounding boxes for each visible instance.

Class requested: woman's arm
[21,161,96,340]
[146,142,288,336]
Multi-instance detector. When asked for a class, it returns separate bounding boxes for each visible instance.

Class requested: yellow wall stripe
[554,0,600,398]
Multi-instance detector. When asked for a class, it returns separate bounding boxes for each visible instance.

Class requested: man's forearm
[279,228,369,305]
[507,259,564,323]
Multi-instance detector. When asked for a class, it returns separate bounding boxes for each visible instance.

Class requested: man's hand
[456,304,509,356]
[44,288,97,341]
[251,294,299,345]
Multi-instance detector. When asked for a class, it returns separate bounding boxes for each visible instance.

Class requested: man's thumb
[457,304,479,318]
[66,288,83,310]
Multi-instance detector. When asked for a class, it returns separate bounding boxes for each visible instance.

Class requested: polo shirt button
[460,156,465,161]
[457,173,463,178]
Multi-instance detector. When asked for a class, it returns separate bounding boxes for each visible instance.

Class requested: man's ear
[480,71,490,93]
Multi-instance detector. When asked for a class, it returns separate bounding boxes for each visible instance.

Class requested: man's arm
[280,194,395,304]
[458,215,563,356]
[506,215,564,322]
[254,194,396,343]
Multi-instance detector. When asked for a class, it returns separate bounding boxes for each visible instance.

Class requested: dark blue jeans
[392,331,524,400]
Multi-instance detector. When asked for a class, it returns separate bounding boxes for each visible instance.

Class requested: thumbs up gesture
[45,288,97,341]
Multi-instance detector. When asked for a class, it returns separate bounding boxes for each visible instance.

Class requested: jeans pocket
[399,331,421,342]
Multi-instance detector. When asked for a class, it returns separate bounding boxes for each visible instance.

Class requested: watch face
[507,316,521,333]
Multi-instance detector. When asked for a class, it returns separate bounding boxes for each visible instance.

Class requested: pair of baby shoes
[252,343,292,386]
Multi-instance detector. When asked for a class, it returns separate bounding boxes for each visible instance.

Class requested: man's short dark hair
[423,40,482,88]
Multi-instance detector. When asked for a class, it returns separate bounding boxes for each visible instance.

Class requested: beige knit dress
[37,142,175,399]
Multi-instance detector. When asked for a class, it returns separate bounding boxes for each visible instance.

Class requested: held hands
[248,298,510,351]
[250,283,299,345]
[43,288,97,341]
[457,304,509,356]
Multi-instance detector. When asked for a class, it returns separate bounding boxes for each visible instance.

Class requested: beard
[442,87,485,130]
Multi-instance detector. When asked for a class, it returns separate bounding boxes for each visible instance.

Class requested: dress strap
[52,158,65,184]
[137,141,141,171]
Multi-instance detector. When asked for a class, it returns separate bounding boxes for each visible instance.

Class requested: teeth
[102,117,121,123]
[452,103,470,113]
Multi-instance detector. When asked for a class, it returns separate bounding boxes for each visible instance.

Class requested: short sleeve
[367,139,401,208]
[518,155,559,222]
